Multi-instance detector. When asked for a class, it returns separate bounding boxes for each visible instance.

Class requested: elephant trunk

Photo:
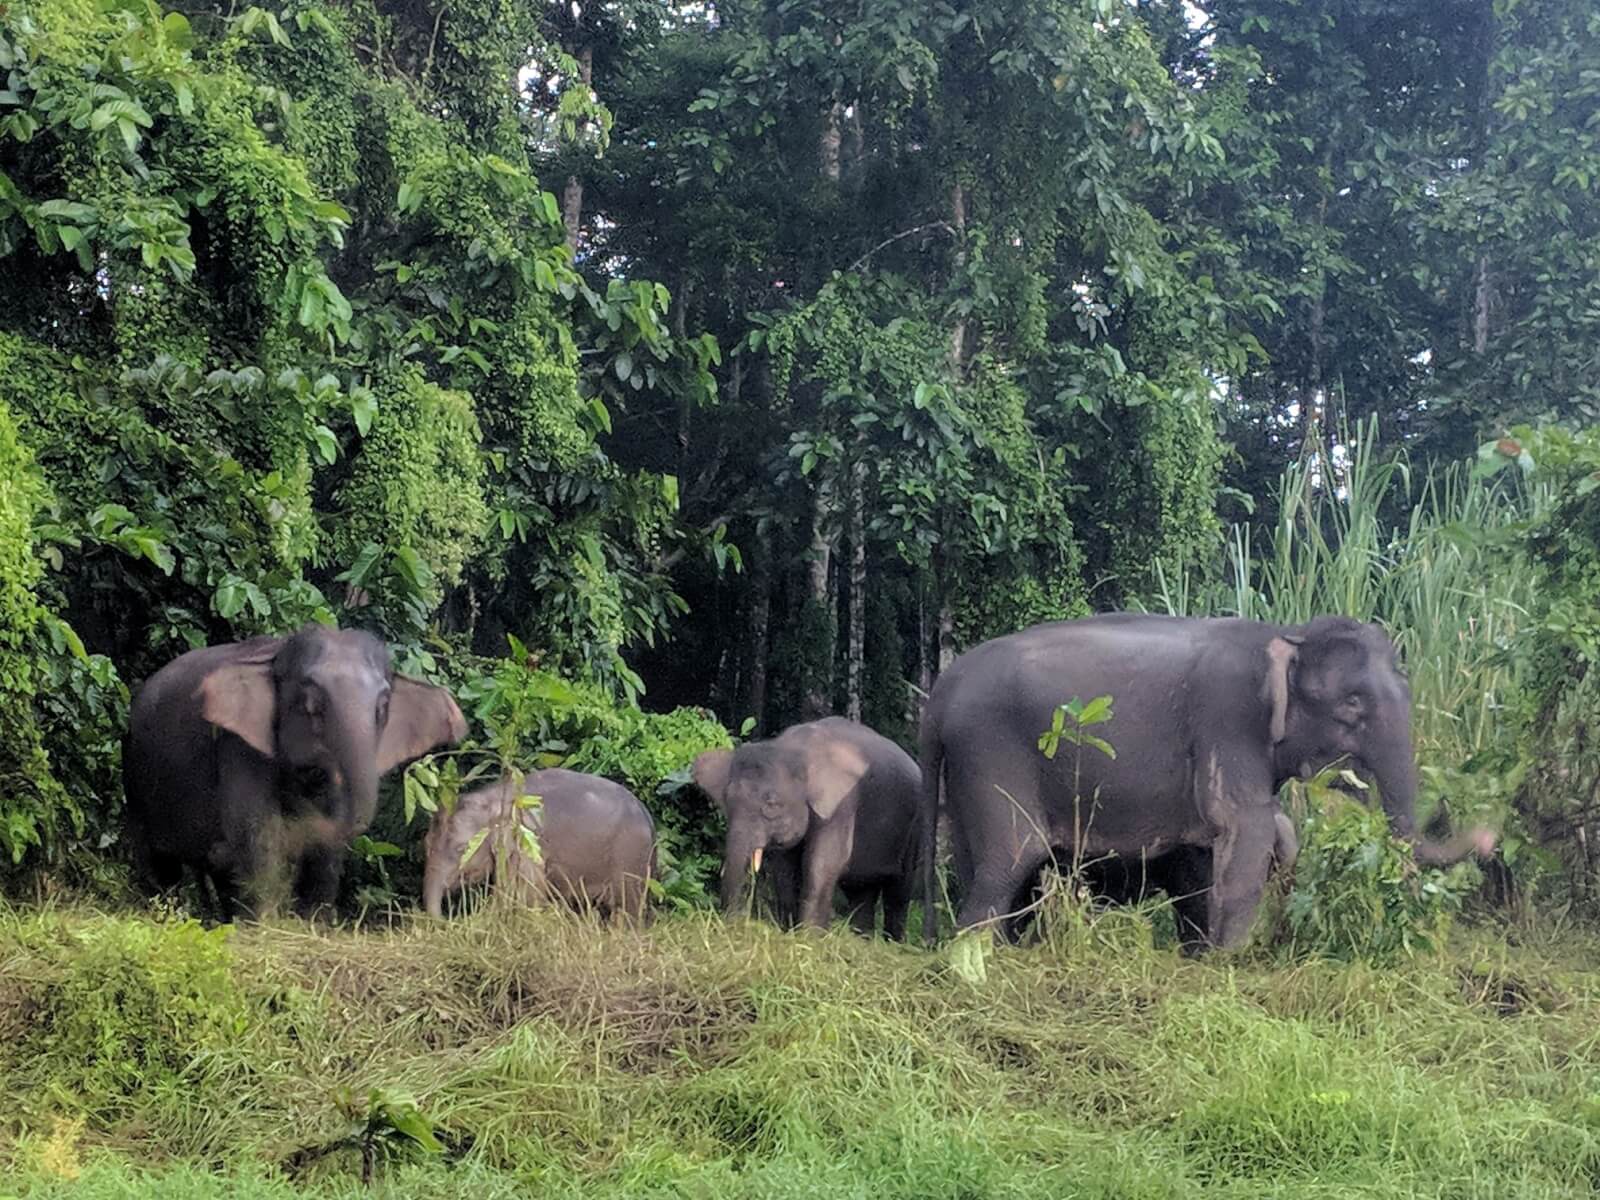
[422,847,451,918]
[721,824,765,915]
[328,711,383,841]
[1369,746,1493,867]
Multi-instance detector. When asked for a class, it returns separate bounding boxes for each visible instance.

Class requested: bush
[0,397,72,871]
[12,917,247,1123]
[1279,787,1478,962]
[394,651,733,909]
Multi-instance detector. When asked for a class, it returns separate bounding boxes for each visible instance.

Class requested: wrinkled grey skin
[124,624,466,920]
[922,614,1494,950]
[695,717,921,939]
[422,768,656,921]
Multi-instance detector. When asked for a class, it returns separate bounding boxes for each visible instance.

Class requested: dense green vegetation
[3,0,1600,1192]
[2,0,1598,900]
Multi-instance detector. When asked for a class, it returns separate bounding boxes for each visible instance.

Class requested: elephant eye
[376,694,391,725]
[302,689,324,717]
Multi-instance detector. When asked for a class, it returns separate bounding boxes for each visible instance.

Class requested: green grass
[4,901,1600,1198]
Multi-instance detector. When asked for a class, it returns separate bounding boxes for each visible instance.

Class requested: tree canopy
[1,0,1598,901]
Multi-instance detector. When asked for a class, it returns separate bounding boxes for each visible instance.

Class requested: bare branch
[845,221,957,275]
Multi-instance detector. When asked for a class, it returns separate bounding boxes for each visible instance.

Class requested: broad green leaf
[162,11,195,49]
[1075,695,1114,726]
[351,390,377,436]
[312,424,338,465]
[459,826,490,870]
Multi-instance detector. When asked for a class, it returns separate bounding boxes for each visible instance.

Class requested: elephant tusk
[749,846,763,874]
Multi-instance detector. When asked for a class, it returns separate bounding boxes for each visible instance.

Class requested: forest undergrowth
[4,899,1600,1199]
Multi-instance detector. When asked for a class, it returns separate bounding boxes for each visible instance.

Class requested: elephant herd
[122,614,1494,951]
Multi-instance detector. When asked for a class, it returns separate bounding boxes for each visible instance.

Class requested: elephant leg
[798,817,854,930]
[208,825,268,923]
[293,843,344,919]
[956,844,1053,936]
[142,850,185,894]
[1208,808,1279,950]
[880,876,912,943]
[1157,847,1213,957]
[206,866,247,924]
[841,882,879,936]
[766,847,802,929]
[615,872,647,925]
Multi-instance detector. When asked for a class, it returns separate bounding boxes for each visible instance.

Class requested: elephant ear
[1264,635,1303,744]
[805,738,871,822]
[377,677,468,775]
[692,749,734,811]
[197,640,283,758]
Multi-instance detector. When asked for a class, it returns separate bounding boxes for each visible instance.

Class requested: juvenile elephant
[693,717,921,939]
[422,768,656,921]
[124,624,466,920]
[922,614,1494,950]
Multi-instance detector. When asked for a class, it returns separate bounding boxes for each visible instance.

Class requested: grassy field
[3,899,1600,1199]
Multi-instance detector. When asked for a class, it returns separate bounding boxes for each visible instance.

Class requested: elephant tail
[919,705,944,947]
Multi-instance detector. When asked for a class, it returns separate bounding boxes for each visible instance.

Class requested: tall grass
[5,902,1600,1198]
[1147,421,1536,770]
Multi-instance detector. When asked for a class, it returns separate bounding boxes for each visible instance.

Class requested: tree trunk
[937,590,955,674]
[1301,180,1330,477]
[845,100,865,190]
[1473,252,1491,354]
[743,541,771,733]
[803,473,838,719]
[674,273,692,482]
[948,180,968,372]
[1466,0,1495,360]
[844,458,867,721]
[909,573,932,738]
[560,44,594,254]
[820,100,843,182]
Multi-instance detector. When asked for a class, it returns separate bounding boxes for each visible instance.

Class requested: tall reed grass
[1147,421,1537,771]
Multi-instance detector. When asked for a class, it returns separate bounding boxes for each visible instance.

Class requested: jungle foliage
[1,0,1599,924]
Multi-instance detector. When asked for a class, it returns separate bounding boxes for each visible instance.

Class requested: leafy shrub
[15,918,246,1122]
[0,397,75,871]
[396,648,732,908]
[333,368,487,606]
[1280,788,1477,962]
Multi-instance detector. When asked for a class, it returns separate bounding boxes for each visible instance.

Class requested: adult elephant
[921,614,1494,949]
[693,717,921,939]
[124,623,466,919]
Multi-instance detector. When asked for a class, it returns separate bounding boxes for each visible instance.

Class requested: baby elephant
[694,716,921,939]
[422,768,656,921]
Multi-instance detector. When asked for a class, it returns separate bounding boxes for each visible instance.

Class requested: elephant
[920,613,1494,950]
[123,623,466,920]
[693,716,921,939]
[421,768,656,921]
